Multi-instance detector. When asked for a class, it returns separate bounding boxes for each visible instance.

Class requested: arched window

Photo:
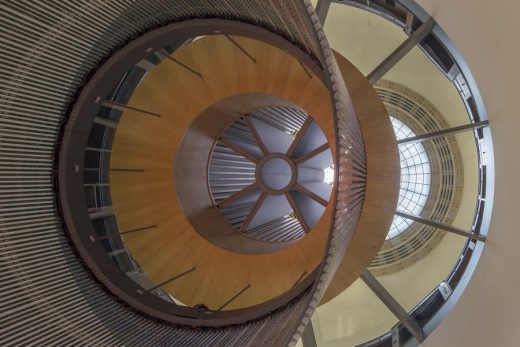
[387,117,431,239]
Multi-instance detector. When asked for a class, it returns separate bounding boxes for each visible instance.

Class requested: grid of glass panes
[387,117,431,239]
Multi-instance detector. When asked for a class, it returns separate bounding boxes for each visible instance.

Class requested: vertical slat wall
[0,1,366,346]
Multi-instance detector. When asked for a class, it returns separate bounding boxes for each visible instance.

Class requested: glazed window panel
[387,117,431,239]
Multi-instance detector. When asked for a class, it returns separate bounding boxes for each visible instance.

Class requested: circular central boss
[261,159,291,189]
[256,154,296,194]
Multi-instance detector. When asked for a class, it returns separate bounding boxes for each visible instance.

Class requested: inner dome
[202,103,333,245]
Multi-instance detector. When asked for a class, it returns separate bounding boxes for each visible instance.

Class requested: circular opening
[258,156,295,192]
[175,100,334,251]
[177,97,333,252]
[57,20,331,326]
[387,116,431,239]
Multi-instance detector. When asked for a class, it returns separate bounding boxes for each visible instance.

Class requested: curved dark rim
[58,18,329,327]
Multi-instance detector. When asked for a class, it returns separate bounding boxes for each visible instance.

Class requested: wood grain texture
[320,51,400,304]
[110,35,335,310]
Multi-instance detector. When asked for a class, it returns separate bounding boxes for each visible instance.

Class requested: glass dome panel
[387,117,431,239]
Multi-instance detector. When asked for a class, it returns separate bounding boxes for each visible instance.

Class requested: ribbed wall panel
[0,0,366,346]
[250,106,308,135]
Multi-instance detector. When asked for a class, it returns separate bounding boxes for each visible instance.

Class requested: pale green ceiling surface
[310,3,479,346]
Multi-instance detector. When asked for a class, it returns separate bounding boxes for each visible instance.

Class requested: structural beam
[295,143,329,164]
[164,56,203,78]
[84,168,144,172]
[315,0,332,24]
[240,192,267,232]
[225,35,257,63]
[98,224,158,240]
[367,18,434,84]
[244,115,268,155]
[109,168,145,172]
[405,11,414,35]
[219,138,259,164]
[102,100,161,117]
[153,48,203,78]
[120,224,158,235]
[301,320,318,347]
[287,116,312,157]
[217,182,258,208]
[94,116,118,128]
[295,184,328,206]
[360,270,425,343]
[107,248,126,257]
[217,284,251,311]
[397,120,489,145]
[286,192,310,232]
[88,206,114,219]
[395,211,486,241]
[146,267,196,292]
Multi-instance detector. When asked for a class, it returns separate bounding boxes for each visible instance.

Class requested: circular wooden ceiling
[110,35,335,310]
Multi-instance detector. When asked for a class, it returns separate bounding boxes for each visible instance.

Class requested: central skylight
[387,117,431,239]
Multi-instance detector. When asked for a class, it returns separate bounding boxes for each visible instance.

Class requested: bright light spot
[323,166,334,185]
